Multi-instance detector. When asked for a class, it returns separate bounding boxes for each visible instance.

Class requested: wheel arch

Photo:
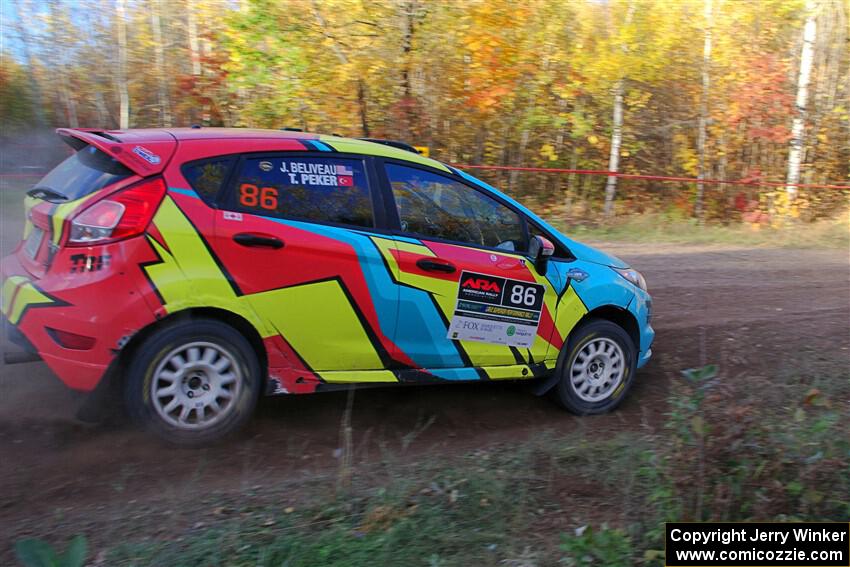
[118,307,269,381]
[576,305,640,352]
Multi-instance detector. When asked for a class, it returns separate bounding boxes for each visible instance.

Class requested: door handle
[416,258,456,273]
[233,233,284,249]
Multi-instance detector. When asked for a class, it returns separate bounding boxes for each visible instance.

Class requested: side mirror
[528,235,555,275]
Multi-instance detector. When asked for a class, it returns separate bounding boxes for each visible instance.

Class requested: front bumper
[637,347,652,369]
[628,289,655,369]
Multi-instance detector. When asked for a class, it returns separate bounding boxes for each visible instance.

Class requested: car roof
[76,127,451,173]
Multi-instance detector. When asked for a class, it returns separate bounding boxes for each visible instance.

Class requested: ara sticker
[447,271,545,348]
[132,146,161,165]
[223,211,243,221]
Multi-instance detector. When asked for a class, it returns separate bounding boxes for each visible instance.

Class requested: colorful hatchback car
[1,128,654,444]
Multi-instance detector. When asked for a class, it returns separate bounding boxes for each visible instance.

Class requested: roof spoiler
[56,128,175,176]
[357,138,421,154]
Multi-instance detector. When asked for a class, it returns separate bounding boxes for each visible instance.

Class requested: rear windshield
[34,145,132,202]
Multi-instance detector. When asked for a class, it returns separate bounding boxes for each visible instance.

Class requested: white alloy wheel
[150,341,242,430]
[568,337,626,403]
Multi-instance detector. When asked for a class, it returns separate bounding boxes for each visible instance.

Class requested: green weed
[14,536,87,567]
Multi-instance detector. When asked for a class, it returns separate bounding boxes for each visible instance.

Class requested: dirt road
[2,241,848,555]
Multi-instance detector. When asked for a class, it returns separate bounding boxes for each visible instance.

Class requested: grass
[106,436,655,567]
[99,360,849,567]
[107,445,549,566]
[559,213,850,249]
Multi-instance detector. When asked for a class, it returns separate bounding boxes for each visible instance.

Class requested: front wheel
[124,319,262,445]
[550,319,637,415]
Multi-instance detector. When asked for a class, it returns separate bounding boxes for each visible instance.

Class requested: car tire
[550,318,637,415]
[124,318,262,446]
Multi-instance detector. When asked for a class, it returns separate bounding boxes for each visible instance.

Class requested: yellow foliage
[540,143,558,161]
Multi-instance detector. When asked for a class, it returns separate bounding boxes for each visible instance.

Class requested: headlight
[613,267,647,291]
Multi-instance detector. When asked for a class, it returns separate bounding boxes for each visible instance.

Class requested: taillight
[68,177,166,246]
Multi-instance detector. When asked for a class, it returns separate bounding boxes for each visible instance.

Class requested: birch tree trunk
[60,77,79,128]
[565,98,581,216]
[357,80,370,137]
[310,0,370,136]
[400,0,417,139]
[200,7,214,125]
[695,0,713,221]
[151,0,172,127]
[509,129,530,194]
[603,82,624,218]
[565,144,579,216]
[116,0,130,129]
[785,0,818,204]
[602,0,635,219]
[94,92,112,128]
[187,0,202,76]
[46,2,79,128]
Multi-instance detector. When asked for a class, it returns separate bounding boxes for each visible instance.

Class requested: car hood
[559,236,629,268]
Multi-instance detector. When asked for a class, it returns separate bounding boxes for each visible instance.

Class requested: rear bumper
[1,240,158,391]
[2,311,110,390]
[2,318,42,364]
[4,317,36,353]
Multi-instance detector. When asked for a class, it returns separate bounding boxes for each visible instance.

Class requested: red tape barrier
[451,164,850,190]
[3,166,850,190]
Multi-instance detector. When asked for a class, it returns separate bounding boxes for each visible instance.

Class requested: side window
[386,163,525,251]
[229,156,373,228]
[182,158,234,204]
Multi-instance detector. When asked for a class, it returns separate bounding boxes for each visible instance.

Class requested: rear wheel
[124,319,261,445]
[551,319,637,415]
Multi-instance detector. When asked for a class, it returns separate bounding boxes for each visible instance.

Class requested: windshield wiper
[27,186,69,202]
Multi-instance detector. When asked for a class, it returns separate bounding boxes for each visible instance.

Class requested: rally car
[1,128,653,444]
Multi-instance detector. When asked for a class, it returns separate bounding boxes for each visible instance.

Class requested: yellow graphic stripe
[554,286,588,349]
[5,280,57,325]
[146,198,236,304]
[525,267,564,361]
[145,236,199,304]
[369,236,402,272]
[144,197,264,331]
[318,369,398,383]
[481,364,534,380]
[248,280,384,372]
[394,239,435,256]
[1,276,27,318]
